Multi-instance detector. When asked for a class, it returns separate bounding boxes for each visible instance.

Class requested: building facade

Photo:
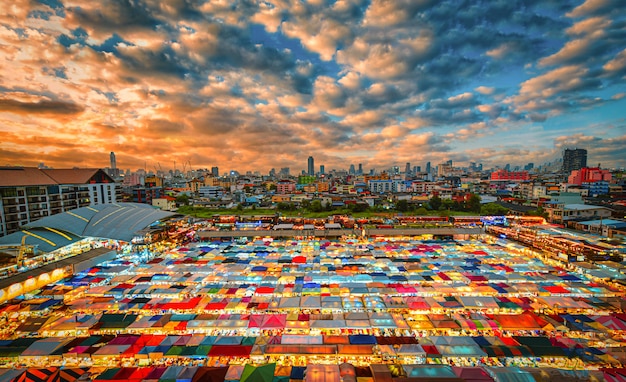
[568,167,612,185]
[490,170,530,181]
[0,167,119,237]
[368,179,407,194]
[276,180,296,194]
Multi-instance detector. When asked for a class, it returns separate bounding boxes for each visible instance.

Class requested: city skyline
[1,0,625,172]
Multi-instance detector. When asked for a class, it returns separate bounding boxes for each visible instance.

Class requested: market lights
[0,236,626,380]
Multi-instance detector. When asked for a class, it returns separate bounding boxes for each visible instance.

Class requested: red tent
[248,314,264,328]
[261,314,287,328]
[542,285,570,294]
[452,367,495,381]
[207,345,253,357]
[255,287,275,294]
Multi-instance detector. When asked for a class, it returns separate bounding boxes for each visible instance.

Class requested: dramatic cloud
[0,0,625,172]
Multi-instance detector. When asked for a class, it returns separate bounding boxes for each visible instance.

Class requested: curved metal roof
[10,203,180,247]
[83,204,177,241]
[0,227,83,253]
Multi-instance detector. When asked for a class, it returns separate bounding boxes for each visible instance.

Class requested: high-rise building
[425,162,431,174]
[358,164,363,175]
[320,165,325,175]
[307,156,315,176]
[562,148,587,174]
[211,166,219,177]
[405,162,411,175]
[110,152,117,171]
[349,164,355,175]
[438,162,453,177]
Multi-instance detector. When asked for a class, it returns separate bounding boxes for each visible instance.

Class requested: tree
[480,203,509,215]
[415,207,429,215]
[310,200,324,212]
[300,199,311,210]
[528,206,548,219]
[441,199,455,211]
[467,194,481,213]
[349,203,369,213]
[324,201,333,211]
[277,202,292,211]
[429,195,442,210]
[396,200,409,212]
[176,194,190,206]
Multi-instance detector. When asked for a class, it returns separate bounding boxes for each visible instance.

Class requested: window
[0,188,17,197]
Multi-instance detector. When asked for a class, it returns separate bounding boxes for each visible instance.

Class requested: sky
[1,0,625,174]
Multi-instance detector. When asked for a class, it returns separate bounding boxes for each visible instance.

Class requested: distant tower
[211,166,219,177]
[349,164,356,175]
[320,165,325,175]
[358,163,363,175]
[562,148,587,174]
[109,152,117,177]
[308,156,315,176]
[426,162,431,174]
[405,162,411,175]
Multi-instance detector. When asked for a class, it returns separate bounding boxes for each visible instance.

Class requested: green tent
[240,363,276,382]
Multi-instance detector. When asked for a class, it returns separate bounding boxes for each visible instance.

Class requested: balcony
[30,203,48,210]
[3,207,17,214]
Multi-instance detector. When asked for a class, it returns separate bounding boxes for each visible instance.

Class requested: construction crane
[16,235,35,267]
[0,235,36,267]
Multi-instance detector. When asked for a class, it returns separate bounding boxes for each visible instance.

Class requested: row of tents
[1,363,626,382]
[1,332,624,366]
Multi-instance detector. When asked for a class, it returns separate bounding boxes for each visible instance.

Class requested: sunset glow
[1,0,625,172]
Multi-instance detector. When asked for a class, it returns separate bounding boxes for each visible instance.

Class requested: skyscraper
[562,148,587,174]
[425,162,431,174]
[211,166,219,177]
[308,156,315,176]
[349,164,356,175]
[405,162,411,175]
[320,165,325,175]
[358,163,363,175]
[109,152,118,177]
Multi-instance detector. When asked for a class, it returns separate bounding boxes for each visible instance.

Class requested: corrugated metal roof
[0,227,83,253]
[20,203,178,246]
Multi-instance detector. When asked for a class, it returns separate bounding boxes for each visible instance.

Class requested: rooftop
[0,167,112,187]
